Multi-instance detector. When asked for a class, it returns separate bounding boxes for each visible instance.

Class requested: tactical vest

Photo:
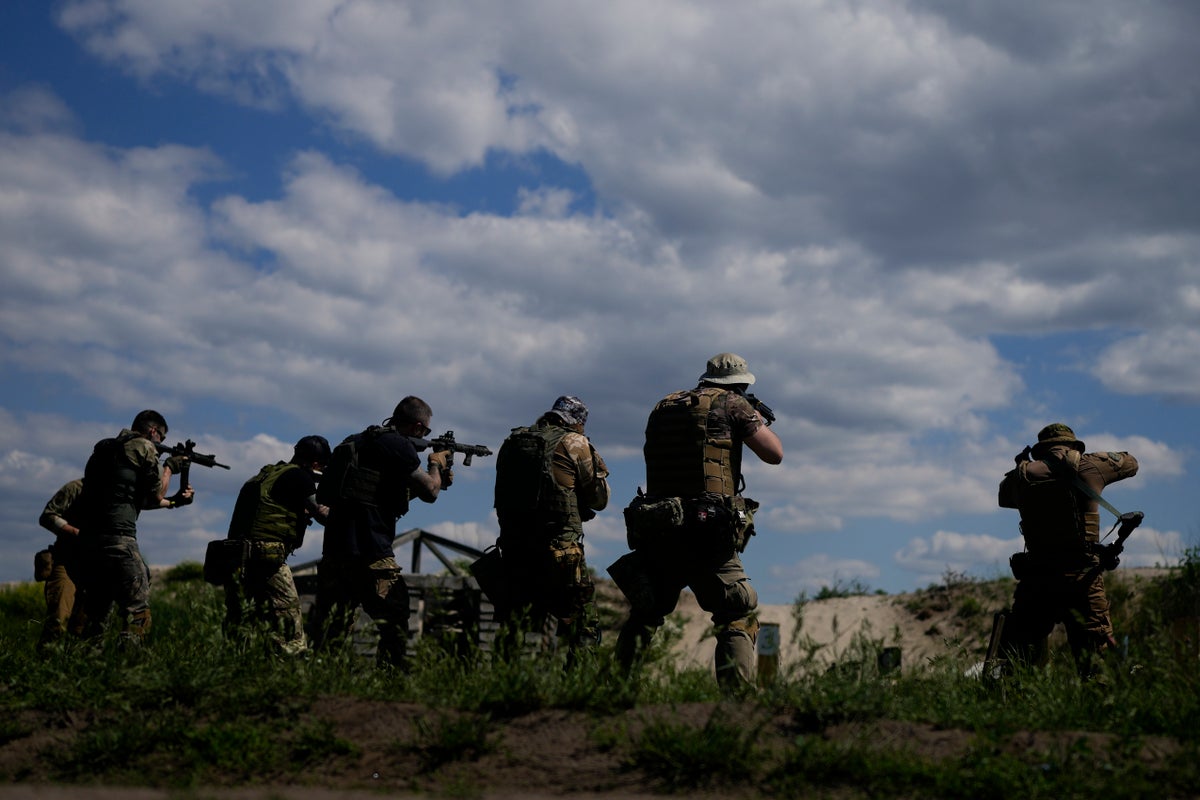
[644,387,740,498]
[317,427,411,518]
[1015,472,1098,555]
[227,462,303,547]
[82,430,148,536]
[493,423,583,542]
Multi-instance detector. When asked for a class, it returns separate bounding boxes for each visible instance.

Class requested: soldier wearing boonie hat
[995,422,1139,680]
[612,353,783,695]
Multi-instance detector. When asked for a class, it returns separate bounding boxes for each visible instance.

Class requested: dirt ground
[0,568,1174,800]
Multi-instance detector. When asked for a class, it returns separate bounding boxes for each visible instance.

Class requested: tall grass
[2,555,1198,797]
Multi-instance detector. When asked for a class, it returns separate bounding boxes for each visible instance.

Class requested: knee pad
[726,616,760,641]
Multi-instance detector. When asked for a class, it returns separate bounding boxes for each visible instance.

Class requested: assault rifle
[155,439,231,487]
[743,392,776,426]
[408,430,493,467]
[1098,511,1145,571]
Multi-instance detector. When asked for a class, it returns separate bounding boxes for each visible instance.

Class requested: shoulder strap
[1042,457,1123,519]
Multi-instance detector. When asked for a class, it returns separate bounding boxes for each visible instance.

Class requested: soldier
[36,478,86,649]
[491,395,610,659]
[612,353,783,693]
[224,435,331,655]
[76,409,194,645]
[996,423,1139,678]
[309,396,452,668]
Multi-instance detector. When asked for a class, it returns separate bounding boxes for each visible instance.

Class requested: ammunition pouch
[34,548,54,582]
[623,492,759,553]
[203,539,250,586]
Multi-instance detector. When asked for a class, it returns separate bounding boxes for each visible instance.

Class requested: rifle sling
[1043,457,1123,519]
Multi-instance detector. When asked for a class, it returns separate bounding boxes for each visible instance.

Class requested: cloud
[56,1,1200,258]
[894,529,1021,585]
[4,2,1199,595]
[1095,327,1200,403]
[767,552,883,597]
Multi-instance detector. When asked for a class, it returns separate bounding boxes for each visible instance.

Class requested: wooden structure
[291,528,499,654]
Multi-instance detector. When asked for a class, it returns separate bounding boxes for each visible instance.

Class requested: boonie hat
[549,395,588,426]
[1032,423,1085,457]
[699,352,756,386]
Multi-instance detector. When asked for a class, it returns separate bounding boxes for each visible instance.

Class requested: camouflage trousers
[615,545,759,694]
[39,562,77,647]
[309,555,411,668]
[1000,563,1114,677]
[224,546,306,656]
[77,536,152,644]
[495,538,599,658]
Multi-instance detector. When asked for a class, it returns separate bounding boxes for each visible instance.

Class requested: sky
[1,0,1197,604]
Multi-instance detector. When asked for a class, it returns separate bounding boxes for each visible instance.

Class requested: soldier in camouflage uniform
[77,410,194,645]
[613,353,783,693]
[997,423,1139,677]
[491,396,610,658]
[223,435,331,655]
[36,478,86,648]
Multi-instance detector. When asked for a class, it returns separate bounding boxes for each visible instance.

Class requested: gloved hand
[427,450,452,472]
[164,455,188,474]
[169,486,195,507]
[1100,545,1121,571]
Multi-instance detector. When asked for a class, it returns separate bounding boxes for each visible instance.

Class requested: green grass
[2,555,1199,797]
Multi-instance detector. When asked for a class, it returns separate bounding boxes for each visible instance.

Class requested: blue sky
[2,1,1197,604]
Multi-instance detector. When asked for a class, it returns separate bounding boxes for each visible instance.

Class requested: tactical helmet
[549,395,588,426]
[699,352,756,386]
[294,435,332,467]
[1032,423,1085,457]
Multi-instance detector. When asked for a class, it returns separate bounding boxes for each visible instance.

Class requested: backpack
[493,426,556,516]
[316,427,387,508]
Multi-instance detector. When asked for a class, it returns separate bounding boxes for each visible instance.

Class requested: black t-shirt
[321,429,421,560]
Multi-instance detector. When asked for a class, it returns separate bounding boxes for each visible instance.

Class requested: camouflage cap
[1032,423,1085,456]
[699,352,756,386]
[549,395,588,426]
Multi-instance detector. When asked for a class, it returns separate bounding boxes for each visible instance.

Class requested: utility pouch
[606,551,657,611]
[248,540,288,569]
[203,539,249,585]
[34,548,54,582]
[1009,551,1030,581]
[623,493,685,550]
[686,494,760,552]
[729,495,759,552]
[468,546,509,606]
